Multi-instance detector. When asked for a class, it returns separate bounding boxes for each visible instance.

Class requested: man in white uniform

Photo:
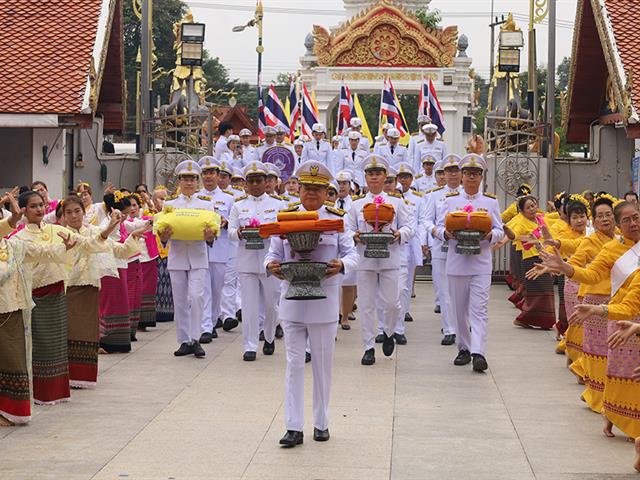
[228,161,283,361]
[302,123,332,170]
[341,117,371,151]
[256,126,278,161]
[414,123,447,173]
[435,154,503,372]
[215,122,233,158]
[346,155,414,366]
[425,154,462,345]
[160,160,217,358]
[339,131,366,178]
[239,128,256,166]
[293,139,304,168]
[414,153,438,192]
[197,157,236,341]
[407,114,430,163]
[266,160,358,447]
[377,128,409,168]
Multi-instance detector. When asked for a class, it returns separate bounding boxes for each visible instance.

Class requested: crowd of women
[0,180,174,426]
[499,185,640,472]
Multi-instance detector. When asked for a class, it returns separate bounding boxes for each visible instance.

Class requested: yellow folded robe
[154,208,221,241]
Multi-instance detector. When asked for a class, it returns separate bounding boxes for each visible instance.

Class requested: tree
[557,56,571,92]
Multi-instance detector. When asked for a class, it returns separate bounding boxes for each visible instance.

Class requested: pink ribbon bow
[373,195,384,232]
[462,204,474,228]
[248,218,261,228]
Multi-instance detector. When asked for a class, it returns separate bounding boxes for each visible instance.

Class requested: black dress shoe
[454,349,472,366]
[222,317,239,332]
[348,313,356,321]
[340,323,351,330]
[279,430,303,447]
[199,332,214,344]
[236,309,242,322]
[434,305,441,314]
[275,324,284,338]
[404,312,413,322]
[259,330,265,341]
[382,333,395,356]
[361,348,375,365]
[215,318,223,329]
[305,352,311,363]
[131,335,138,342]
[472,354,488,372]
[263,340,275,355]
[193,342,206,358]
[441,334,456,346]
[313,428,330,442]
[243,351,256,361]
[394,333,407,345]
[211,329,218,339]
[174,342,193,356]
[375,334,384,344]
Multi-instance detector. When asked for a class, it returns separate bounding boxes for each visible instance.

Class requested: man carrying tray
[435,154,503,372]
[265,160,358,447]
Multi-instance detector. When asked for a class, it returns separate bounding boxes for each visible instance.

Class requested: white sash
[610,240,640,297]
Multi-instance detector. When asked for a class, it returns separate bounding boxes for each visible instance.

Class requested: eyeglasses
[462,170,483,178]
[620,214,640,225]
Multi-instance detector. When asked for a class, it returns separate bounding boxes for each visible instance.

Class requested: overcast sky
[186,0,578,84]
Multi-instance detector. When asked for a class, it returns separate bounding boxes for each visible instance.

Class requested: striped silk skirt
[127,260,142,337]
[514,256,556,329]
[563,279,582,363]
[0,310,31,423]
[139,260,158,329]
[580,294,611,413]
[556,276,568,335]
[155,256,174,323]
[99,269,131,353]
[31,281,70,405]
[508,248,524,306]
[604,318,640,438]
[67,285,100,388]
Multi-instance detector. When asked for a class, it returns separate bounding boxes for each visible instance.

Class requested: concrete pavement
[0,284,638,480]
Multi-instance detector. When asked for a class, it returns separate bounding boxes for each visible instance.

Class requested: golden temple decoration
[88,57,98,111]
[313,0,457,68]
[330,71,438,82]
[501,13,521,32]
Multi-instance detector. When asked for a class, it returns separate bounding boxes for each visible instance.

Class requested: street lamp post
[498,28,524,117]
[233,0,264,110]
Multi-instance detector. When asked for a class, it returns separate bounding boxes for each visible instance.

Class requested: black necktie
[391,145,395,154]
[317,141,320,150]
[352,151,356,161]
[338,199,345,209]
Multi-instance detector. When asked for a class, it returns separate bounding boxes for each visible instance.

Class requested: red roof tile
[0,0,102,114]
[605,0,640,113]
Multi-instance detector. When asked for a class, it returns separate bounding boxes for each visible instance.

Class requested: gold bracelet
[601,304,608,318]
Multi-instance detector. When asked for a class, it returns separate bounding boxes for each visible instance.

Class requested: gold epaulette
[269,193,283,201]
[324,201,336,207]
[483,192,497,199]
[325,205,346,216]
[197,195,211,201]
[168,193,179,200]
[415,173,423,179]
[235,195,248,202]
[388,192,403,198]
[280,204,299,212]
[351,194,365,200]
[289,192,299,198]
[427,186,444,193]
[221,189,234,196]
[445,191,460,197]
[413,191,425,197]
[232,185,244,191]
[287,201,302,208]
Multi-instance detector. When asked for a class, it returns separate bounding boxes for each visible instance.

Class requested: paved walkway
[1,284,638,480]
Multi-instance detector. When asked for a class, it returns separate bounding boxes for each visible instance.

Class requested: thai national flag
[427,78,446,135]
[418,77,429,117]
[337,82,352,134]
[258,86,266,140]
[288,77,300,141]
[264,84,290,131]
[380,77,408,136]
[301,82,319,138]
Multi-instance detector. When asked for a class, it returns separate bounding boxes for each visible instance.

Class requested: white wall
[32,128,66,199]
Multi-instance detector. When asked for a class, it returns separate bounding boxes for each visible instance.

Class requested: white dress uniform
[435,160,503,358]
[407,133,424,164]
[164,164,213,347]
[228,179,283,354]
[198,183,234,334]
[425,184,462,336]
[401,187,427,313]
[339,147,366,175]
[265,201,358,433]
[377,142,409,168]
[346,176,415,354]
[215,135,230,158]
[255,140,278,162]
[302,139,332,166]
[415,139,447,173]
[241,144,257,166]
[414,170,437,192]
[341,131,371,151]
[372,135,387,154]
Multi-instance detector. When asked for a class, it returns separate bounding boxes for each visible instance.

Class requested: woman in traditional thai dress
[30,181,58,215]
[150,187,174,323]
[76,182,105,226]
[504,195,556,329]
[61,196,142,387]
[541,200,640,438]
[0,200,72,425]
[12,191,100,405]
[123,194,147,340]
[501,184,532,298]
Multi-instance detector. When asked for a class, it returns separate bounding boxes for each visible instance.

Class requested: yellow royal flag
[353,93,373,149]
[396,97,410,146]
[284,97,291,123]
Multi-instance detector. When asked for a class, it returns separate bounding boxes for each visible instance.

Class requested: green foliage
[414,8,442,29]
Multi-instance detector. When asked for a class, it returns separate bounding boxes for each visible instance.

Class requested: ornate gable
[313,0,457,68]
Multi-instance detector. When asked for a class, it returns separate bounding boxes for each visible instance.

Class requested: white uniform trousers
[431,258,455,335]
[219,260,238,320]
[358,269,400,351]
[202,262,225,334]
[284,321,338,431]
[169,268,208,344]
[448,274,491,355]
[377,264,408,335]
[239,272,279,352]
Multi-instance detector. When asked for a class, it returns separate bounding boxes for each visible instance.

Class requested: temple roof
[565,0,640,142]
[0,0,124,131]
